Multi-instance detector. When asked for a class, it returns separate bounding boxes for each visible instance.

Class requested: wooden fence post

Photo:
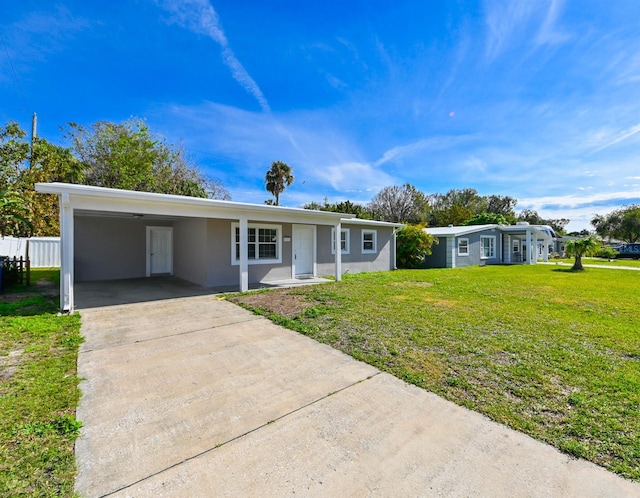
[25,240,30,286]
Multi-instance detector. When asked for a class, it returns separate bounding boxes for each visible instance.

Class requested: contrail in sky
[156,0,270,113]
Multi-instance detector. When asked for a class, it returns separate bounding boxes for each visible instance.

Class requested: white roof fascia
[424,224,498,237]
[340,218,404,229]
[498,225,553,240]
[35,183,356,226]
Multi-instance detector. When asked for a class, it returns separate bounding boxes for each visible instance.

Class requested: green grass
[0,269,82,497]
[230,265,640,481]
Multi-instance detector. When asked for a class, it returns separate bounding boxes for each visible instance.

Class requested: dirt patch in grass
[231,290,316,319]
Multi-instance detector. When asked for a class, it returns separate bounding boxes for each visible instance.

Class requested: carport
[35,183,359,312]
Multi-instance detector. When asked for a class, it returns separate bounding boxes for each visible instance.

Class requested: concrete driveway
[75,279,639,497]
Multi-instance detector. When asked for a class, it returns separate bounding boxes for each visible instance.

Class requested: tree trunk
[572,255,584,271]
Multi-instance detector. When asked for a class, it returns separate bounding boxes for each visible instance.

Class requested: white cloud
[589,123,640,153]
[155,0,270,112]
[535,0,570,45]
[151,100,398,197]
[484,1,536,61]
[518,190,640,210]
[318,161,395,192]
[517,190,640,231]
[0,6,90,76]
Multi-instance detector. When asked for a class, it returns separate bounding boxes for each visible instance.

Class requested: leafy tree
[0,118,231,237]
[369,183,428,223]
[0,122,80,236]
[330,200,370,218]
[486,195,517,222]
[465,211,508,226]
[0,187,32,237]
[591,205,640,243]
[303,199,371,218]
[18,139,85,236]
[396,225,437,268]
[426,189,520,227]
[0,121,30,186]
[517,209,569,234]
[64,118,229,199]
[264,160,294,206]
[567,229,591,237]
[427,188,485,226]
[565,236,599,271]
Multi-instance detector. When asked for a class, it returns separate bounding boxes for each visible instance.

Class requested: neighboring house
[35,183,402,312]
[553,235,581,257]
[423,223,554,268]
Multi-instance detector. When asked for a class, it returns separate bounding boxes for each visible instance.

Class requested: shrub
[593,246,619,259]
[396,225,438,269]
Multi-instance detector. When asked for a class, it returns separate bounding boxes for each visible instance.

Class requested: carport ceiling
[75,209,184,221]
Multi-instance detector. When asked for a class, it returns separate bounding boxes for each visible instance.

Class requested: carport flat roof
[36,182,357,223]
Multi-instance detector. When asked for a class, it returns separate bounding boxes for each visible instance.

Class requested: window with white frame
[458,238,469,256]
[331,227,350,254]
[361,229,377,253]
[231,223,282,265]
[480,236,496,259]
[513,240,520,252]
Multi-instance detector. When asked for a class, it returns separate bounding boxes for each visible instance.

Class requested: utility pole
[30,112,37,168]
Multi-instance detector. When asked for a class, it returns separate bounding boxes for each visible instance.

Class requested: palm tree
[264,161,294,206]
[565,236,599,271]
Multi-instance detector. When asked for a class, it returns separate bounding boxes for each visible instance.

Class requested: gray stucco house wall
[423,236,447,268]
[316,222,397,276]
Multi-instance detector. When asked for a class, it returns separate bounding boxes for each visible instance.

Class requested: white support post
[334,221,342,281]
[506,235,511,263]
[449,237,456,268]
[239,217,249,292]
[544,238,550,262]
[59,193,74,312]
[525,230,532,265]
[534,233,539,264]
[392,227,398,270]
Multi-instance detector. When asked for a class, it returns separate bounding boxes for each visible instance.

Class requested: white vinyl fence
[0,237,61,268]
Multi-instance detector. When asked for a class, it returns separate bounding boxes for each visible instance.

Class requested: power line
[0,30,30,111]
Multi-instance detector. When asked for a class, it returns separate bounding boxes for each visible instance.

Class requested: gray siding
[174,218,208,286]
[424,229,502,268]
[74,216,396,288]
[423,236,448,268]
[248,223,293,283]
[455,231,501,267]
[74,216,170,281]
[203,219,293,288]
[316,224,395,276]
[204,218,237,287]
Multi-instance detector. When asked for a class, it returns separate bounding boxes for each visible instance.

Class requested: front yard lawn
[230,265,640,481]
[0,269,82,496]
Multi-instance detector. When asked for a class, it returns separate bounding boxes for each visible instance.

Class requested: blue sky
[2,1,640,231]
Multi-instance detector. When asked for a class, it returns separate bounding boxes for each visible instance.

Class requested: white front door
[292,225,314,276]
[146,227,173,276]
